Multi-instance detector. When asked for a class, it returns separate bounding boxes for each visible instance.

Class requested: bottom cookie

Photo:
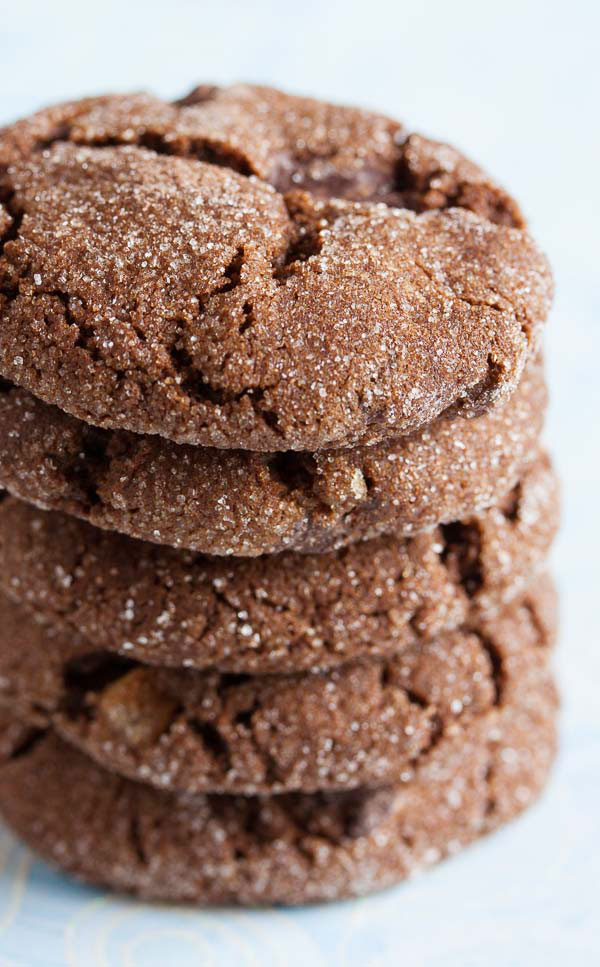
[0,667,557,905]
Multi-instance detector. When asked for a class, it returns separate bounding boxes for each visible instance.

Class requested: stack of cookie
[0,86,558,904]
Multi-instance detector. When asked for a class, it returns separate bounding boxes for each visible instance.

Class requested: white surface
[0,1,598,964]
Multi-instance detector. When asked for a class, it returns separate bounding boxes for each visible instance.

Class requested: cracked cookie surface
[0,657,557,903]
[0,577,556,794]
[0,357,546,555]
[0,453,558,673]
[0,85,552,451]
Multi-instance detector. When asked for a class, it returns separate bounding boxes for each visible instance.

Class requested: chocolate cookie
[0,86,552,451]
[0,578,556,794]
[0,453,558,674]
[0,357,546,556]
[0,665,557,903]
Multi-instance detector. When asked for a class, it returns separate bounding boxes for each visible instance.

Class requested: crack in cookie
[0,86,552,451]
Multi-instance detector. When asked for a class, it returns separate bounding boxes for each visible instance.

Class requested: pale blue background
[0,1,598,963]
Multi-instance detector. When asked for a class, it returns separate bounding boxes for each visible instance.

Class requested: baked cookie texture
[0,86,552,451]
[0,356,546,555]
[0,661,557,904]
[0,577,556,796]
[0,453,558,673]
[0,84,558,905]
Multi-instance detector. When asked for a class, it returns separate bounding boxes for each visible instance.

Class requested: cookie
[0,86,552,451]
[0,357,546,556]
[0,577,556,795]
[0,85,526,218]
[0,666,557,904]
[0,452,558,674]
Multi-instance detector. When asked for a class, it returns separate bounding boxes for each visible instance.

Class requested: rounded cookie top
[0,85,552,450]
[0,453,559,674]
[0,357,547,556]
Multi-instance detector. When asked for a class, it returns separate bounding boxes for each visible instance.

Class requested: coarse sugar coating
[0,577,557,795]
[0,661,557,904]
[0,453,558,673]
[0,85,552,451]
[0,357,546,556]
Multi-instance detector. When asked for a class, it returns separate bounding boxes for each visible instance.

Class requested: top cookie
[0,85,553,451]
